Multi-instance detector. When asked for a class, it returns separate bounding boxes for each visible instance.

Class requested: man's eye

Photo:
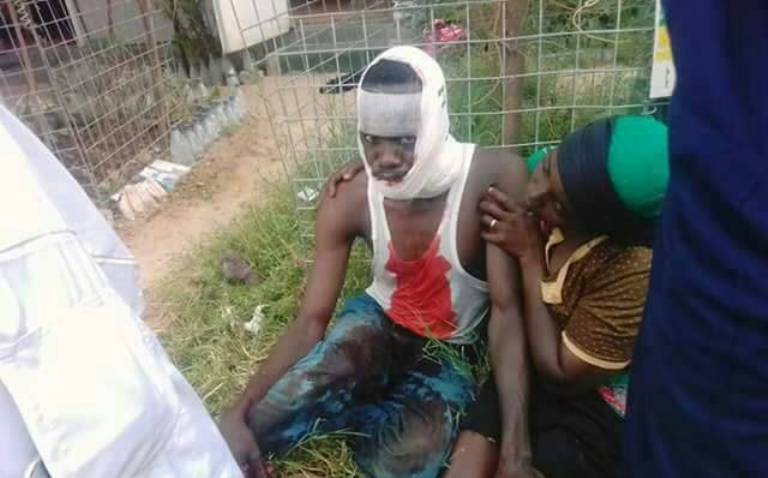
[363,135,375,143]
[400,136,416,145]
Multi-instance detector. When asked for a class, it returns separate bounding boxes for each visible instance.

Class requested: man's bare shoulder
[317,171,369,238]
[469,147,527,196]
[321,169,368,207]
[473,147,526,177]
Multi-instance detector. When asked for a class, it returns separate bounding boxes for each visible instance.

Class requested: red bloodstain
[385,238,456,339]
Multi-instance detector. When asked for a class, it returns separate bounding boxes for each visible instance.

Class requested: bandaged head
[357,46,466,199]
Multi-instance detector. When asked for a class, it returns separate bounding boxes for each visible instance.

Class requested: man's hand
[480,187,543,261]
[325,160,365,198]
[218,408,271,478]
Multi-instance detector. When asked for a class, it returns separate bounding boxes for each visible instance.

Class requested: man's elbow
[489,303,522,328]
[296,312,329,344]
[488,305,524,350]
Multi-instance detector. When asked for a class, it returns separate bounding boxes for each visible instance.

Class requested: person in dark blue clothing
[624,2,768,477]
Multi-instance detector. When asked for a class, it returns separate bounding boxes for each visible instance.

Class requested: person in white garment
[0,106,241,477]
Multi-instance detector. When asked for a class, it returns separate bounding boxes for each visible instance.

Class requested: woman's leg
[247,295,394,455]
[530,387,623,478]
[446,376,624,478]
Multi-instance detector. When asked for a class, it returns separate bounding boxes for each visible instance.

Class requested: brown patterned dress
[542,230,652,415]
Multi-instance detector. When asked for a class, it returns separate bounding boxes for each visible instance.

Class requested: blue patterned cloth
[247,295,478,477]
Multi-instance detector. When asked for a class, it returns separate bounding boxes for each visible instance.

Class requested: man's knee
[327,321,391,372]
[247,318,390,443]
[296,316,391,386]
[368,400,454,477]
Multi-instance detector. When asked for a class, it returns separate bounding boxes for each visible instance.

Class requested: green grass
[158,182,371,476]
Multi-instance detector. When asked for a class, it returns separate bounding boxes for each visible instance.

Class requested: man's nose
[375,143,403,167]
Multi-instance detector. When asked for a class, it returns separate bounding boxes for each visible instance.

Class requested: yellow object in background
[650,0,676,98]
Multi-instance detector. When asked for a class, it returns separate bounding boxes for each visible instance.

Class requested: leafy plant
[161,0,221,66]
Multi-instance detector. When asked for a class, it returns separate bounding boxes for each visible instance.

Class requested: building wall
[67,0,174,44]
[211,0,290,54]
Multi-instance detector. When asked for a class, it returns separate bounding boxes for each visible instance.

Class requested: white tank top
[366,144,489,344]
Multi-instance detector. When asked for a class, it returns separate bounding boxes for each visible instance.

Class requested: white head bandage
[357,46,467,199]
[358,90,421,138]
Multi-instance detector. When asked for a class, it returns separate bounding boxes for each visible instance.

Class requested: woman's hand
[325,160,365,198]
[480,187,544,261]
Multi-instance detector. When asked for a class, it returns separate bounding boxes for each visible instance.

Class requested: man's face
[360,133,416,184]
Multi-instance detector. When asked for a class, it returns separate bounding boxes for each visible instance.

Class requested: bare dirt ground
[118,75,352,327]
[118,83,287,325]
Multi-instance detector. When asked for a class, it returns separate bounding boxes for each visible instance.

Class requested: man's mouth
[375,171,407,183]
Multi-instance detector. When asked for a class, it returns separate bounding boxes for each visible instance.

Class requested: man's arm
[488,244,532,474]
[219,176,365,466]
[227,177,363,412]
[485,157,533,475]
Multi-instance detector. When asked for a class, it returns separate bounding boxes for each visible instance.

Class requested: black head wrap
[557,117,657,245]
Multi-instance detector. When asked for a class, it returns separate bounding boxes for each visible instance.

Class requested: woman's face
[526,149,570,234]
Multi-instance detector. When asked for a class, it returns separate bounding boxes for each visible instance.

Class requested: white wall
[211,0,290,54]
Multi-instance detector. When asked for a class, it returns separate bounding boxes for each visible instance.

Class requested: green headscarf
[526,115,669,242]
[608,115,669,219]
[526,145,553,175]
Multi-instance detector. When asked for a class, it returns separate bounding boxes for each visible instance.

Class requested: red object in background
[423,19,466,57]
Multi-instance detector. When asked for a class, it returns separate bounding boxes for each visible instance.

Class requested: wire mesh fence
[0,0,664,224]
[0,0,194,203]
[230,0,666,243]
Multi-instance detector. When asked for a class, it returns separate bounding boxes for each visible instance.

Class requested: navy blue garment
[624,2,768,477]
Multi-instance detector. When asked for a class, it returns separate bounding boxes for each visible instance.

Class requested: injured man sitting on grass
[218,46,536,478]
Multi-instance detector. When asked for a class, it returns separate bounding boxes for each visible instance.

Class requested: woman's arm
[517,251,609,386]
